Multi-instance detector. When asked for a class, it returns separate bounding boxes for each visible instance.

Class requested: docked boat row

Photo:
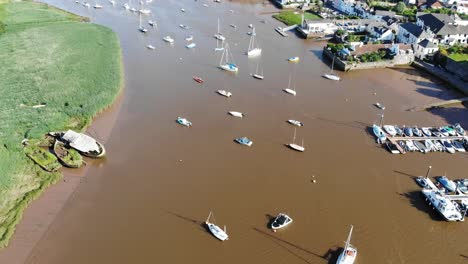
[385,137,468,154]
[381,123,465,138]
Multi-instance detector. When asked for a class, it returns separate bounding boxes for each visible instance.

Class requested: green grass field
[273,11,321,26]
[449,53,468,62]
[0,1,122,247]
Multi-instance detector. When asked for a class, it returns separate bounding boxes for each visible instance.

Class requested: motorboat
[433,140,444,151]
[235,137,253,147]
[413,141,428,153]
[228,111,244,118]
[130,7,137,12]
[288,120,303,127]
[336,225,357,264]
[422,189,464,221]
[372,124,386,143]
[436,176,457,192]
[270,213,293,230]
[323,74,340,81]
[193,76,204,84]
[385,142,400,154]
[248,24,253,28]
[179,24,189,29]
[403,126,413,137]
[374,102,385,110]
[139,27,148,33]
[415,177,430,189]
[288,57,299,62]
[288,128,305,152]
[442,140,455,153]
[163,36,174,43]
[421,127,432,137]
[83,2,91,8]
[397,141,406,151]
[229,24,237,29]
[176,117,192,127]
[383,125,397,137]
[247,31,256,36]
[146,44,155,50]
[452,140,466,152]
[424,140,436,152]
[412,127,423,137]
[430,128,442,137]
[205,212,228,241]
[456,180,468,194]
[185,35,194,41]
[440,126,456,136]
[454,123,465,136]
[180,8,185,12]
[217,90,232,97]
[394,126,404,136]
[93,4,103,8]
[148,20,156,27]
[405,141,418,152]
[186,43,197,49]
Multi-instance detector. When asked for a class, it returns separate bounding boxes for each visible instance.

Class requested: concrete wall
[413,60,468,95]
[445,58,468,82]
[322,48,414,71]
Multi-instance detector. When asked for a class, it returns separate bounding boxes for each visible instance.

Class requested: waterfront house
[332,0,357,15]
[453,2,468,14]
[414,39,439,59]
[275,0,310,8]
[397,22,432,44]
[416,13,468,45]
[299,19,338,37]
[366,22,394,41]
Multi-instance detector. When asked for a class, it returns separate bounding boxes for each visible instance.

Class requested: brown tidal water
[24,0,468,263]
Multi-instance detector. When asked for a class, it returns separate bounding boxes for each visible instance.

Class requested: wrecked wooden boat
[24,145,62,172]
[53,140,83,168]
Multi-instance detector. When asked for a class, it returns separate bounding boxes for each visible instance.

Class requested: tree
[396,1,406,13]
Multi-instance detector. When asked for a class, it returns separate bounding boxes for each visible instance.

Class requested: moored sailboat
[287,128,305,152]
[247,28,261,57]
[218,43,238,72]
[336,225,357,264]
[283,73,296,96]
[205,211,229,241]
[323,55,340,81]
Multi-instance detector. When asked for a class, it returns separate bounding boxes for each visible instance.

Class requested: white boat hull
[283,88,296,96]
[336,247,357,264]
[323,74,340,81]
[146,45,155,50]
[252,74,264,80]
[247,48,261,57]
[288,143,304,152]
[206,222,229,241]
[228,111,243,118]
[217,90,232,97]
[219,64,238,72]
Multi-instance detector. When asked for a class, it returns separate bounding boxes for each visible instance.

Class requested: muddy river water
[17,0,468,263]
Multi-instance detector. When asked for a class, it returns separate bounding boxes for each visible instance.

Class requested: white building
[397,22,432,44]
[276,0,310,8]
[366,22,394,41]
[414,39,439,59]
[417,13,468,45]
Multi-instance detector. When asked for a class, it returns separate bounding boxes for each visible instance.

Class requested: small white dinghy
[374,102,385,110]
[139,8,151,14]
[185,35,194,41]
[288,128,305,152]
[228,111,244,118]
[271,213,293,231]
[288,120,303,127]
[93,4,103,9]
[288,56,299,62]
[336,225,357,264]
[176,117,192,127]
[146,44,155,50]
[148,20,156,27]
[217,90,232,97]
[186,43,196,49]
[205,211,228,241]
[163,36,174,43]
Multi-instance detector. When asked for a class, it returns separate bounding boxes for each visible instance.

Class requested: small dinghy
[186,43,196,49]
[54,140,83,168]
[176,117,192,127]
[452,140,466,152]
[146,44,155,50]
[148,20,156,27]
[185,35,193,41]
[108,0,115,5]
[436,176,457,192]
[271,213,293,231]
[421,127,432,137]
[403,126,413,137]
[394,126,404,136]
[288,120,303,127]
[139,8,151,14]
[230,24,237,29]
[323,74,340,81]
[228,111,244,118]
[179,24,189,29]
[235,137,253,147]
[336,225,357,264]
[163,36,174,43]
[374,102,385,110]
[415,177,430,189]
[412,127,423,137]
[288,57,299,62]
[93,4,103,9]
[385,142,400,154]
[248,24,253,28]
[217,90,232,97]
[180,8,185,12]
[454,123,465,136]
[442,140,455,153]
[383,125,397,137]
[193,76,204,84]
[205,212,228,241]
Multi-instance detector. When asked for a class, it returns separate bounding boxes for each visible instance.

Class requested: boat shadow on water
[163,210,207,232]
[252,227,340,264]
[397,191,444,222]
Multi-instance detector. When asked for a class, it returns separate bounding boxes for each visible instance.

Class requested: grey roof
[400,23,424,37]
[418,39,438,48]
[381,15,399,26]
[418,13,468,35]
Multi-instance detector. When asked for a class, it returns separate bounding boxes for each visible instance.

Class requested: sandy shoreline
[0,93,124,264]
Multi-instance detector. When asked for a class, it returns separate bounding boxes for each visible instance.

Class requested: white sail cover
[62,130,99,153]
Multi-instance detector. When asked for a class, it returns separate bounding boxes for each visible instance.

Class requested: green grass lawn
[273,11,321,26]
[449,53,468,62]
[0,1,122,247]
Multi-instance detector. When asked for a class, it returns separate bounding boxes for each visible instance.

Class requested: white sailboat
[247,28,261,57]
[138,13,148,33]
[323,55,340,81]
[214,18,226,41]
[228,111,244,118]
[205,211,229,241]
[336,225,357,264]
[251,58,264,79]
[219,43,238,72]
[283,73,296,96]
[288,128,305,152]
[93,0,103,9]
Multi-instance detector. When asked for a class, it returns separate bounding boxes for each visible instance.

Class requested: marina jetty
[0,1,122,248]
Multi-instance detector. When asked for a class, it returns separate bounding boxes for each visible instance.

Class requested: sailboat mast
[425,165,432,179]
[331,55,335,74]
[139,13,142,28]
[288,74,292,89]
[379,114,384,127]
[292,128,297,144]
[220,44,225,65]
[345,225,353,251]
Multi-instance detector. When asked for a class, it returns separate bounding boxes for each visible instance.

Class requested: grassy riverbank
[0,1,122,247]
[273,11,321,26]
